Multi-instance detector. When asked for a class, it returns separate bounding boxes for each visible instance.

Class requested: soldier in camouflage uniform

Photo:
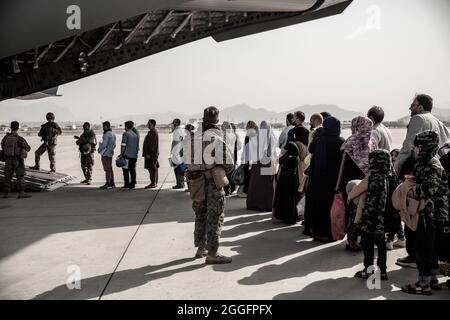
[29,112,62,173]
[1,121,32,199]
[402,131,449,296]
[186,106,234,264]
[355,149,394,280]
[74,122,97,185]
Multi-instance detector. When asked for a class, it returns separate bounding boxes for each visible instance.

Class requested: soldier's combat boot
[2,193,8,199]
[195,247,208,259]
[29,165,40,170]
[18,192,32,199]
[205,253,232,264]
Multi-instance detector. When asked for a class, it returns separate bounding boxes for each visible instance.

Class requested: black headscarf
[284,141,299,157]
[293,125,310,146]
[312,116,342,177]
[323,116,341,137]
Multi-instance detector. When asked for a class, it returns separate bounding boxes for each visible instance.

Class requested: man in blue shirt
[121,121,140,189]
[98,121,116,189]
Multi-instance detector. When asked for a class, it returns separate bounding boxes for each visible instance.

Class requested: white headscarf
[257,121,277,162]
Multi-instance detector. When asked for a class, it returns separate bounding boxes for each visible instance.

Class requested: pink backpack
[331,153,347,240]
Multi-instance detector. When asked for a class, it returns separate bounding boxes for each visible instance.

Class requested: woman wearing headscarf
[247,121,278,211]
[273,142,300,224]
[241,121,259,195]
[339,116,376,249]
[222,121,237,196]
[304,117,345,240]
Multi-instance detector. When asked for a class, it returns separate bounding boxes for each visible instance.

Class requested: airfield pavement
[0,132,449,300]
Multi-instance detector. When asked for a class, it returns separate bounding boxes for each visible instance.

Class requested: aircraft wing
[16,87,62,100]
[0,0,353,101]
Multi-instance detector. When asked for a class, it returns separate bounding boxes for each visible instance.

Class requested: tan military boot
[18,192,32,199]
[205,253,232,264]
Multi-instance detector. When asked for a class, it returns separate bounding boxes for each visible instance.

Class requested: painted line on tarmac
[98,170,170,299]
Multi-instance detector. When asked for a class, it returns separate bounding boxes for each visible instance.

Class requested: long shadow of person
[237,240,363,285]
[222,214,289,238]
[214,220,324,272]
[273,268,450,300]
[33,257,203,300]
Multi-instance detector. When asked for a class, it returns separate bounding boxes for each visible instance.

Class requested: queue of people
[1,94,449,284]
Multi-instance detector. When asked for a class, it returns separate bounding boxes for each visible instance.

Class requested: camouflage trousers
[2,157,26,193]
[81,153,94,181]
[192,179,225,254]
[35,143,56,171]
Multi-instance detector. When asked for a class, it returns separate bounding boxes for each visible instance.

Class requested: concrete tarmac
[0,132,449,300]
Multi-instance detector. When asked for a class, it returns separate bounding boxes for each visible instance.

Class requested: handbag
[177,162,188,174]
[115,155,128,168]
[230,165,245,185]
[297,196,306,219]
[331,152,347,241]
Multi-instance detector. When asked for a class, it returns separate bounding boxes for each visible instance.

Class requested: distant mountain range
[109,103,364,125]
[3,100,450,126]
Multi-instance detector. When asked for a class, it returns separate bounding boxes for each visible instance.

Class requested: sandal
[430,279,442,291]
[401,282,432,296]
[354,270,369,279]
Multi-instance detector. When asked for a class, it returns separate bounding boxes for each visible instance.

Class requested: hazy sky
[1,0,449,121]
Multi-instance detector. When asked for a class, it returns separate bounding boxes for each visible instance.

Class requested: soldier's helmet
[414,131,439,154]
[203,106,220,124]
[46,112,55,121]
[81,144,92,155]
[368,149,391,175]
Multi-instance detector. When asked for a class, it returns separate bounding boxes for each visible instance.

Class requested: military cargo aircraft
[0,0,353,101]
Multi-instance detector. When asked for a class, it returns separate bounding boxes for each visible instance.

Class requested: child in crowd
[390,149,400,163]
[354,149,398,280]
[386,148,405,250]
[402,131,449,296]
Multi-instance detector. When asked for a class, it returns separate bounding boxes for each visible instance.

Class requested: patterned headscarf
[341,116,374,175]
[414,130,439,162]
[369,149,391,175]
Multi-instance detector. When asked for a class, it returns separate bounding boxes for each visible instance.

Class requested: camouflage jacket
[38,122,62,145]
[414,157,449,223]
[76,130,97,153]
[1,132,31,158]
[185,122,234,174]
[359,150,399,239]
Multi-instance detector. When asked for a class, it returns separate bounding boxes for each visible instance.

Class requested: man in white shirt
[394,94,450,269]
[395,95,450,175]
[278,113,295,149]
[170,118,186,189]
[367,106,393,152]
